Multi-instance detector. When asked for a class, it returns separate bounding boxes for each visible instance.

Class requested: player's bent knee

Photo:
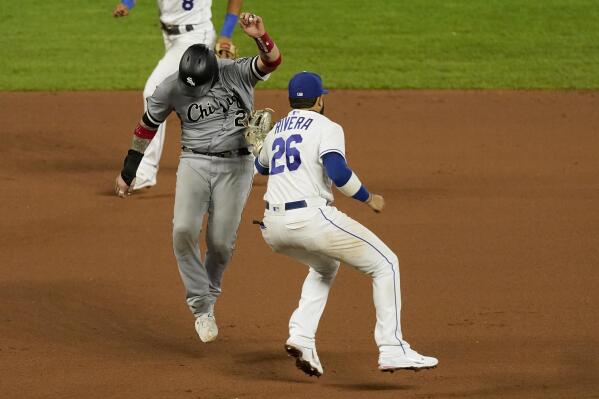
[321,271,338,282]
[172,224,198,253]
[207,243,234,263]
[323,266,340,280]
[369,252,399,279]
[389,253,399,268]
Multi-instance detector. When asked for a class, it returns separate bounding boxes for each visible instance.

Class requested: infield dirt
[1,90,598,398]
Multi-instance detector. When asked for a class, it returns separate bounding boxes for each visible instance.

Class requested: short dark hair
[289,97,318,109]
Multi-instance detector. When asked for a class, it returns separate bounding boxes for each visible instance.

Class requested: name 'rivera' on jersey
[273,114,314,134]
[259,109,346,205]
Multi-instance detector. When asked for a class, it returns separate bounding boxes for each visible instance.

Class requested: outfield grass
[1,0,598,90]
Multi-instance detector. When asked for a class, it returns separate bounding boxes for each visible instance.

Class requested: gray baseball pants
[172,151,254,317]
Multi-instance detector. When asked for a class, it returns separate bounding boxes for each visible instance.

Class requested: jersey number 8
[270,135,303,175]
[182,0,194,10]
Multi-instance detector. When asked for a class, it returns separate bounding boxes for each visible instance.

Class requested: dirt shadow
[0,280,198,358]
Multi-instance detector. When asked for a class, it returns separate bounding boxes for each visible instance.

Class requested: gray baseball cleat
[378,345,438,372]
[284,340,323,377]
[195,312,218,343]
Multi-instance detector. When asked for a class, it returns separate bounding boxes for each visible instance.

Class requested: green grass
[1,0,598,89]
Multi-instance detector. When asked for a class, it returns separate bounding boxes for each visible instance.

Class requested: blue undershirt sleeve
[322,152,352,186]
[321,152,370,202]
[220,13,238,38]
[254,156,269,175]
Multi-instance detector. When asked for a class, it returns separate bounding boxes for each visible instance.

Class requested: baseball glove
[215,40,237,59]
[244,108,275,156]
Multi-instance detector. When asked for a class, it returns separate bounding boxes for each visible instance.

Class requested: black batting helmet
[178,44,219,90]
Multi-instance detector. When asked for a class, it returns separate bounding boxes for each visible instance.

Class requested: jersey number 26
[270,135,303,175]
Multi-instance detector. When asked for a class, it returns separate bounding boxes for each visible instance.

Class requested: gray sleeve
[145,80,173,125]
[226,56,270,93]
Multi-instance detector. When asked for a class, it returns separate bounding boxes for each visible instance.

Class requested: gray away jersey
[146,56,269,153]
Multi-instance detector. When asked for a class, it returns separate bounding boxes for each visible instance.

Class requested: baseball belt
[265,197,329,212]
[265,200,307,211]
[182,146,251,158]
[161,22,197,35]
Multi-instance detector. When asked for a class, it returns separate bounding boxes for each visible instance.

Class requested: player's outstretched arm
[114,113,159,198]
[239,13,282,74]
[113,0,135,17]
[322,152,385,213]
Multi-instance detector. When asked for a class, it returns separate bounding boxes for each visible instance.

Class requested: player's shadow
[27,158,116,173]
[229,349,314,384]
[0,280,200,359]
[96,188,173,200]
[325,382,414,391]
[229,348,415,390]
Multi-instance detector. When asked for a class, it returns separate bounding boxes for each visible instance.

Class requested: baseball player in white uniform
[254,72,438,377]
[113,0,243,190]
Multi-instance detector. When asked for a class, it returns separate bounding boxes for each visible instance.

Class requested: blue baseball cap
[288,72,329,99]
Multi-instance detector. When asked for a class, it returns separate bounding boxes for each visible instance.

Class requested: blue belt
[265,200,307,211]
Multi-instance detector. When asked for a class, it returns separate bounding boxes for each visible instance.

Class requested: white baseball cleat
[284,340,323,377]
[378,346,438,372]
[195,313,218,343]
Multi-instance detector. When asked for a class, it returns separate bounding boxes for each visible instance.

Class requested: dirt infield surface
[1,90,598,398]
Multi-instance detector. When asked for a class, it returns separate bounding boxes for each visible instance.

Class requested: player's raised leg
[315,206,438,371]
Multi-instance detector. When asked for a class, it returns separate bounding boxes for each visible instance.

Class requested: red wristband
[261,53,282,68]
[134,123,157,139]
[254,32,275,53]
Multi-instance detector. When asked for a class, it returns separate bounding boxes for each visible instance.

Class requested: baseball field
[1,1,599,398]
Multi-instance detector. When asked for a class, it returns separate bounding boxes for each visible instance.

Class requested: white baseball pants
[135,25,216,189]
[261,205,408,356]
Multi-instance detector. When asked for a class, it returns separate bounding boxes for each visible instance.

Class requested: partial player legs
[262,206,437,372]
[263,244,338,377]
[315,207,438,370]
[204,156,254,304]
[134,125,165,189]
[172,155,212,316]
[262,207,437,375]
[134,41,175,189]
[315,207,406,349]
[281,249,340,348]
[263,208,424,346]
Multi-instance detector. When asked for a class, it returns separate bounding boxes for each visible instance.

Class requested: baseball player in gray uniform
[114,12,282,342]
[113,0,244,190]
